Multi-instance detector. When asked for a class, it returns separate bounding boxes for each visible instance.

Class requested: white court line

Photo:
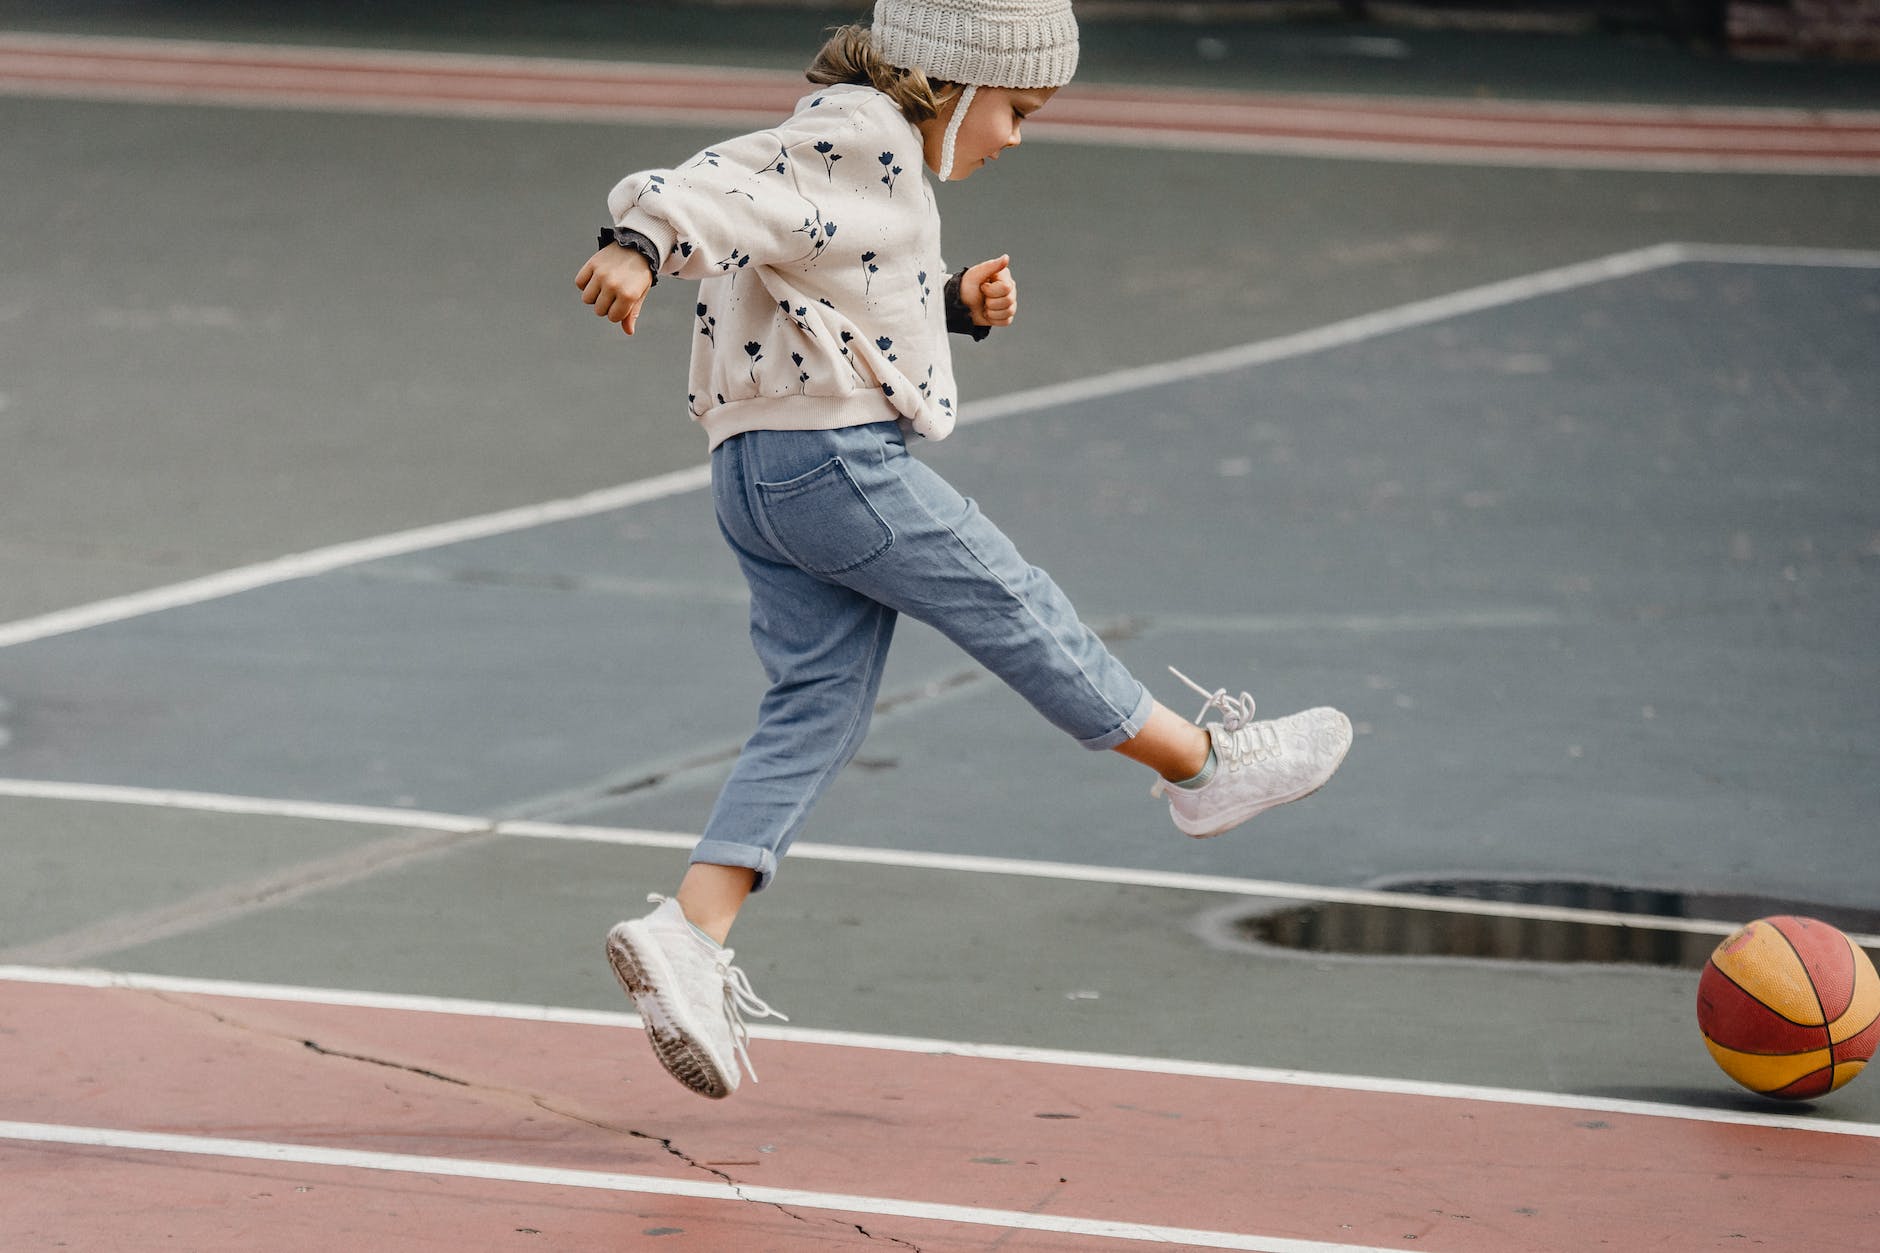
[3,965,1876,1141]
[0,1122,1399,1253]
[3,242,1874,650]
[0,465,711,650]
[10,776,1876,948]
[4,239,1854,652]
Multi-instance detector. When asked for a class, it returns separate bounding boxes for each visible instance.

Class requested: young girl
[576,0,1352,1100]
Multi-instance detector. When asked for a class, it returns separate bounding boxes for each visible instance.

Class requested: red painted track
[3,979,1874,1249]
[2,33,1879,172]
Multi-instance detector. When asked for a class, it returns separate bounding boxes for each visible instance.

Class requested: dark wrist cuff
[943,272,991,342]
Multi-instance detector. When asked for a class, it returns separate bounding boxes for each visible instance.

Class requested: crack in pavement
[300,1037,469,1086]
[529,1100,925,1248]
[142,990,923,1247]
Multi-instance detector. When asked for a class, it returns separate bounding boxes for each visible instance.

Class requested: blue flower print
[875,335,897,363]
[752,140,789,176]
[814,140,843,178]
[794,213,838,257]
[743,340,764,384]
[917,270,931,315]
[676,240,694,259]
[838,330,867,380]
[860,250,879,295]
[878,152,901,196]
[696,302,716,346]
[646,174,665,195]
[882,384,894,397]
[691,150,722,168]
[776,300,818,338]
[716,249,751,286]
[792,352,808,392]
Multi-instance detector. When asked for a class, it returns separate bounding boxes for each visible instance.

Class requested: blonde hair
[806,24,953,124]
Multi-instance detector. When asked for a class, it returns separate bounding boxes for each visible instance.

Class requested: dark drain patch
[1235,879,1880,970]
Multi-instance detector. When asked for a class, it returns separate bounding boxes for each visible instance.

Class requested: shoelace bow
[1151,667,1276,799]
[715,952,788,1083]
[1168,665,1256,731]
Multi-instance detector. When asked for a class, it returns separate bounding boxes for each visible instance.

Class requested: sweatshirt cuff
[613,210,681,277]
[599,226,661,286]
[944,272,993,342]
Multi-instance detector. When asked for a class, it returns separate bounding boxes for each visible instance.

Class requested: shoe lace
[1150,668,1275,799]
[643,894,789,1084]
[714,948,789,1083]
[1168,665,1256,731]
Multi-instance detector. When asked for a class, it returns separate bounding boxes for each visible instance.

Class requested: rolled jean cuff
[688,840,780,894]
[1075,681,1156,751]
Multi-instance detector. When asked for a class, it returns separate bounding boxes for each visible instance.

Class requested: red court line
[3,979,1875,1250]
[1,33,1877,171]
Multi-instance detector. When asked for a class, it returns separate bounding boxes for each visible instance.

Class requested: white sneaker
[604,895,787,1099]
[1152,667,1353,839]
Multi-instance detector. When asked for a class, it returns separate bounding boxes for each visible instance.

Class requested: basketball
[1696,916,1880,1100]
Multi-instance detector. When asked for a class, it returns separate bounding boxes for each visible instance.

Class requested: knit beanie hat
[871,0,1080,91]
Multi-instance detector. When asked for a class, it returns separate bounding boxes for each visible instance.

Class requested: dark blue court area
[2,253,1874,912]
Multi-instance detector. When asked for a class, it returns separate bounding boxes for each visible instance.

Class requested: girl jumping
[576,0,1352,1099]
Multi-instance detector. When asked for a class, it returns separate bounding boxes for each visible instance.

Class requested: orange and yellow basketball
[1696,916,1880,1100]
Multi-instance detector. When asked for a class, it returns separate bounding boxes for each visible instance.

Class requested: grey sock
[1168,744,1217,791]
[685,919,722,949]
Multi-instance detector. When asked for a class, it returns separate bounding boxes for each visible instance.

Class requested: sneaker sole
[605,923,734,1100]
[1175,778,1329,838]
[1174,720,1354,839]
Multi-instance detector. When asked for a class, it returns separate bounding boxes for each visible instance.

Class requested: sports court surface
[2,5,1878,1249]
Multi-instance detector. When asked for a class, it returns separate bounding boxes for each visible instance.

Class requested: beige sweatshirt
[609,84,963,449]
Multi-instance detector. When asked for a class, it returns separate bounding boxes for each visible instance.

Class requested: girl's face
[921,85,1058,180]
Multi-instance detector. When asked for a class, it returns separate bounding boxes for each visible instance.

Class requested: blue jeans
[695,421,1153,890]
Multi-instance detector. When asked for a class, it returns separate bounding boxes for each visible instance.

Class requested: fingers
[974,254,1017,326]
[604,291,642,333]
[582,281,642,333]
[577,246,650,334]
[980,284,1015,325]
[963,253,1010,287]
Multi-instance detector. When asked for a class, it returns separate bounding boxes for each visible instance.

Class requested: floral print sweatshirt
[609,84,964,450]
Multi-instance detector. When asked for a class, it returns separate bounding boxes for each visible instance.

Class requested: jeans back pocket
[753,456,894,576]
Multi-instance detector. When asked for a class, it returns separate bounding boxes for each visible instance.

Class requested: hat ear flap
[935,83,978,181]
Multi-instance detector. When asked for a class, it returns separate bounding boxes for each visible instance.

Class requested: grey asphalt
[2,2,1878,1126]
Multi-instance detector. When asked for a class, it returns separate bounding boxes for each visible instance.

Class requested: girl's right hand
[576,245,655,336]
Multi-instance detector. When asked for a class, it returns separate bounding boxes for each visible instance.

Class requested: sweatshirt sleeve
[607,128,826,282]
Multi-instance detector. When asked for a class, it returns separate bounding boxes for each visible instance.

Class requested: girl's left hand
[961,254,1017,327]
